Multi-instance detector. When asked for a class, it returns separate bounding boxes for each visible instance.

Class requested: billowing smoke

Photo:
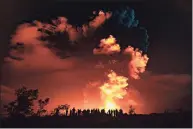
[11,23,44,45]
[109,7,149,52]
[83,11,112,37]
[6,23,76,71]
[33,10,112,42]
[92,34,149,112]
[93,35,149,79]
[1,9,113,114]
[124,46,149,79]
[114,6,139,28]
[93,35,120,55]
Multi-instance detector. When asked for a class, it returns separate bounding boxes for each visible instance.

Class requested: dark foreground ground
[1,112,192,128]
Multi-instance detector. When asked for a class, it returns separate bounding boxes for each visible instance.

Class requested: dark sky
[0,0,192,114]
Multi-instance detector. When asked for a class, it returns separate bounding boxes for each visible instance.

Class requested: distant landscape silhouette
[1,87,192,128]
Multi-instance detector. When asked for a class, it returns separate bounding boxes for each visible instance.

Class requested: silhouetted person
[97,109,100,114]
[115,109,119,117]
[128,105,136,115]
[55,108,60,116]
[72,107,76,116]
[110,110,113,116]
[86,109,90,116]
[82,109,86,116]
[164,109,169,114]
[119,109,123,115]
[101,109,105,116]
[77,109,81,116]
[91,109,94,115]
[66,110,69,116]
[108,109,111,115]
[112,110,116,117]
[92,109,96,116]
[70,109,72,116]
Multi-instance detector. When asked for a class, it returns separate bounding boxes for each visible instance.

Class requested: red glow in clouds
[1,10,191,115]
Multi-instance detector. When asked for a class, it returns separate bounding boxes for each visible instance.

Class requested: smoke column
[92,35,149,111]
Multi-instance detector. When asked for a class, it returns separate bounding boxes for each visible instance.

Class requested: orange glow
[89,11,112,29]
[93,35,149,79]
[124,46,149,79]
[93,35,121,55]
[99,70,128,111]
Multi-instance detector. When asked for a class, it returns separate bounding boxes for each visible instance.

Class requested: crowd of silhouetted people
[52,107,126,117]
[2,107,192,128]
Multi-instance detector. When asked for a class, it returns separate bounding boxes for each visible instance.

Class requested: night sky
[0,0,192,114]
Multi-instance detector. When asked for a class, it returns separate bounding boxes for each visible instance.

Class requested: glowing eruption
[100,70,128,111]
[124,46,149,79]
[93,35,149,112]
[93,35,121,55]
[93,34,149,79]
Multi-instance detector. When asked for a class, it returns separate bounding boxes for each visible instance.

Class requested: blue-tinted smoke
[107,6,149,52]
[114,7,139,28]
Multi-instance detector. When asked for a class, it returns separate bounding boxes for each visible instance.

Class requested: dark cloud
[130,73,192,113]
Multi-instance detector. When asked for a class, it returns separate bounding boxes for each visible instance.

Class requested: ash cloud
[113,6,139,28]
[95,7,149,52]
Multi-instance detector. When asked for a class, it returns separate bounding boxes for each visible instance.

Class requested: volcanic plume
[92,35,149,111]
[99,70,128,111]
[2,6,190,115]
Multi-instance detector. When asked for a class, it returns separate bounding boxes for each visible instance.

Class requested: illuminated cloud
[93,35,121,55]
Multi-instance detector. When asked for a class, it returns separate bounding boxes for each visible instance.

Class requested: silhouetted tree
[51,105,66,116]
[4,87,39,117]
[37,98,50,116]
[3,101,17,117]
[128,105,136,115]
